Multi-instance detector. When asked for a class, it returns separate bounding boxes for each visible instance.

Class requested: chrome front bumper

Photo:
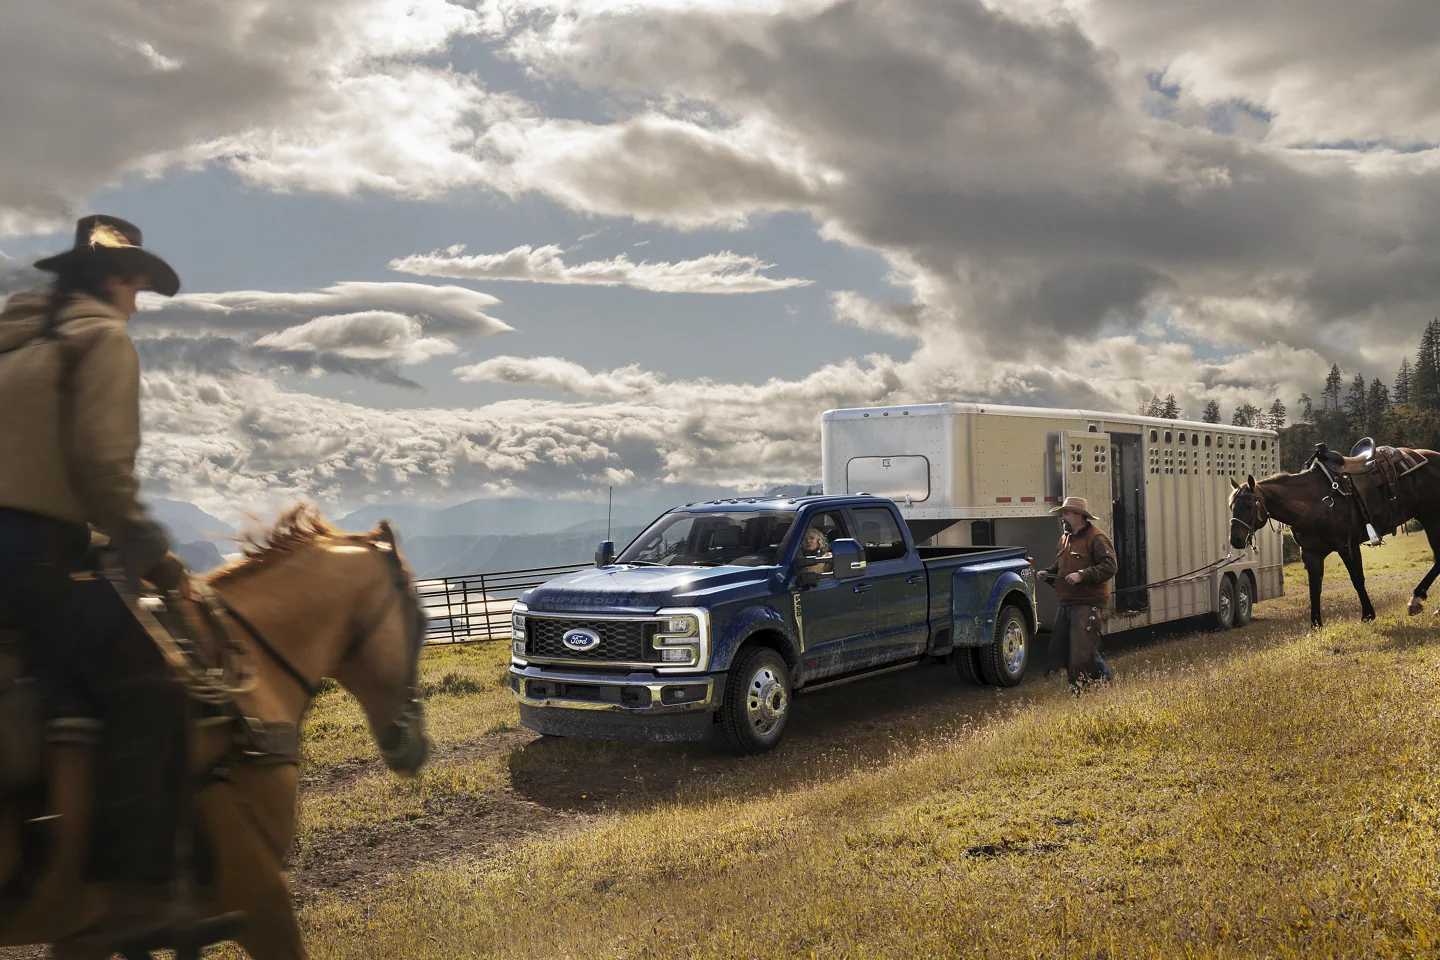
[509,665,716,714]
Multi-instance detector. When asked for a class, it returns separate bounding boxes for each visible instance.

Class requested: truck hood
[522,564,777,613]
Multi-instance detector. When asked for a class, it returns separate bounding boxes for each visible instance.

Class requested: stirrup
[47,717,103,745]
[1365,523,1384,547]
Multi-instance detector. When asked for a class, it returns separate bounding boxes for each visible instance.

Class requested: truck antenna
[607,485,613,541]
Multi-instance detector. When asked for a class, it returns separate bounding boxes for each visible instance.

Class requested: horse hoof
[1362,614,1377,623]
[1409,598,1424,616]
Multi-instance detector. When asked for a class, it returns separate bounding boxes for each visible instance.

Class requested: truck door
[1061,430,1115,536]
[792,510,871,679]
[845,504,929,668]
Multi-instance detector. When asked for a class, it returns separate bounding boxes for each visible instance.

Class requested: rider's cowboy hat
[33,214,180,297]
[1050,496,1093,519]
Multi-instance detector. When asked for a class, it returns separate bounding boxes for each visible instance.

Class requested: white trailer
[820,403,1284,633]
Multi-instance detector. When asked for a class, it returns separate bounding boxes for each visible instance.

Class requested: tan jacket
[0,286,168,570]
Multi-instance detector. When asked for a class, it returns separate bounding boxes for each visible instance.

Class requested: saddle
[1308,439,1428,543]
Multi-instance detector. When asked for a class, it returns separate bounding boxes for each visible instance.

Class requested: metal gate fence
[418,561,591,644]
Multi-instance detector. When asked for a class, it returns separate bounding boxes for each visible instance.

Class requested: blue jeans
[0,508,92,712]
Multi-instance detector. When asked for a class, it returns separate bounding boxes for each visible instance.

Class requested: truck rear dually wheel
[954,647,983,685]
[978,605,1029,687]
[721,647,791,755]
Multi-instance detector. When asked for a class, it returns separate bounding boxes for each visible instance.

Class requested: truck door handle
[906,575,924,584]
[853,583,871,593]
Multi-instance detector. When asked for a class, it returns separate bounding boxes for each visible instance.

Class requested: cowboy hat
[33,214,180,297]
[1049,496,1092,519]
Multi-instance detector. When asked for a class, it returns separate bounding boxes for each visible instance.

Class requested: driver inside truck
[800,524,833,571]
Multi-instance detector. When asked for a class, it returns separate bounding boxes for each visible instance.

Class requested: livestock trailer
[820,403,1284,633]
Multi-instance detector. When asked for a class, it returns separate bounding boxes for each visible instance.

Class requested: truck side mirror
[595,540,616,568]
[830,539,867,580]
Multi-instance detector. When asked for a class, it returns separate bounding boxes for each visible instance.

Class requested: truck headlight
[653,608,708,670]
[511,602,528,658]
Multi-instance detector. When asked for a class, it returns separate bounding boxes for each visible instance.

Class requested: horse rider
[0,215,191,939]
[1039,496,1117,691]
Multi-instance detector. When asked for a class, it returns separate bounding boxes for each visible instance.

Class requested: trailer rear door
[1061,431,1114,535]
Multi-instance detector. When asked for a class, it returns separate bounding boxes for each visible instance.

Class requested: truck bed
[916,545,1028,565]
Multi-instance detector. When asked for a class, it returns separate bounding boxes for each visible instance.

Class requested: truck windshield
[616,511,797,567]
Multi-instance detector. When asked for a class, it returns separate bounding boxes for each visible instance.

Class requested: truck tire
[978,605,1029,687]
[954,646,984,685]
[720,647,791,755]
[1235,573,1255,627]
[1212,576,1237,630]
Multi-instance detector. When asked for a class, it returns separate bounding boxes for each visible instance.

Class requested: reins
[1108,553,1241,596]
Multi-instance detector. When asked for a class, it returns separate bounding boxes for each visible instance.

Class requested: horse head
[1228,474,1267,550]
[330,519,432,777]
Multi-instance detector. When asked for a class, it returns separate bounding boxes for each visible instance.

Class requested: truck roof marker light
[903,411,909,415]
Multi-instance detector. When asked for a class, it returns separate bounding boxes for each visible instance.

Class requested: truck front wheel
[978,605,1029,687]
[721,647,791,755]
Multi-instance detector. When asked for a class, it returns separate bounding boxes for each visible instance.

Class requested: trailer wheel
[1212,576,1237,630]
[978,606,1029,687]
[1235,573,1255,627]
[720,647,791,755]
[954,646,984,685]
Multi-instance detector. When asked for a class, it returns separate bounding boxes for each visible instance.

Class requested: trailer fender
[710,604,800,673]
[953,570,1031,648]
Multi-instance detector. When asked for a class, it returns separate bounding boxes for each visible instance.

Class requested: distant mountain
[403,524,648,578]
[146,498,236,549]
[173,539,226,574]
[339,497,657,540]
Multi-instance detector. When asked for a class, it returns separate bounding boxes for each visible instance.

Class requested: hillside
[287,535,1440,959]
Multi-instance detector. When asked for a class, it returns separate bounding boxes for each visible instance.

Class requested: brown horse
[1228,455,1440,627]
[0,506,431,959]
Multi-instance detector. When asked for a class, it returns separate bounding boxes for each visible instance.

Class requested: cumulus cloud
[0,252,43,296]
[140,281,512,338]
[391,243,811,293]
[129,280,510,384]
[0,0,494,229]
[254,311,460,365]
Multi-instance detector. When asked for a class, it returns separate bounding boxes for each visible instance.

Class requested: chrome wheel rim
[1238,583,1252,621]
[1002,620,1027,675]
[746,666,788,737]
[1219,589,1233,624]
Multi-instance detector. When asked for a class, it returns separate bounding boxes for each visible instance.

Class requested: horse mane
[206,503,364,585]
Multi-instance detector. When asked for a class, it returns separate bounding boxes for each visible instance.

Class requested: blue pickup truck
[508,495,1037,754]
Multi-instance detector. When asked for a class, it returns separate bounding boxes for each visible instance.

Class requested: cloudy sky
[2,0,1437,521]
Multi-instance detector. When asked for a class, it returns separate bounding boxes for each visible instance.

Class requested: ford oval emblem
[562,628,601,652]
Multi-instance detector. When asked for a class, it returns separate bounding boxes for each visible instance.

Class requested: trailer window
[846,456,929,502]
[1261,440,1267,451]
[850,507,908,563]
[1205,435,1212,447]
[1149,430,1158,442]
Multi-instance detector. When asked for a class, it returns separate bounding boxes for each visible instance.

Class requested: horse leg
[198,785,309,960]
[1302,549,1326,628]
[1339,544,1377,622]
[1407,515,1440,616]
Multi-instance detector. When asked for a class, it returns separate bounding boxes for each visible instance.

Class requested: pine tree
[1231,403,1260,427]
[1265,398,1287,430]
[1344,373,1368,428]
[1296,393,1315,423]
[1161,394,1180,419]
[1322,364,1344,412]
[1415,319,1440,410]
[1201,399,1221,423]
[1394,358,1413,405]
[1366,378,1390,438]
[1139,395,1165,417]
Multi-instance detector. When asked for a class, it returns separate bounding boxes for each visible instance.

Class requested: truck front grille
[524,618,660,664]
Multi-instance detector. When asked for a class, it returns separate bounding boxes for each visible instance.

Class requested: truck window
[850,507,907,563]
[798,511,849,574]
[617,511,797,567]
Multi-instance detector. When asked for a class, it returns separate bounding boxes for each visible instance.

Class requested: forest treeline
[1137,319,1440,473]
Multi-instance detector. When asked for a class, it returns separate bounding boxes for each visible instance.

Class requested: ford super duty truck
[508,494,1037,754]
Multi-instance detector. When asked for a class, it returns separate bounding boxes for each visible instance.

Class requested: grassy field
[287,536,1440,958]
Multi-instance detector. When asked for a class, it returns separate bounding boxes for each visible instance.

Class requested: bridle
[213,532,429,771]
[1229,487,1270,547]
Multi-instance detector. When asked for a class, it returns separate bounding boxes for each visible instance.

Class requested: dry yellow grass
[292,537,1440,958]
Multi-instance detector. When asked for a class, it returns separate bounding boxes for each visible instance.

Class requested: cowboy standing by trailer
[1040,496,1117,690]
[0,215,190,941]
